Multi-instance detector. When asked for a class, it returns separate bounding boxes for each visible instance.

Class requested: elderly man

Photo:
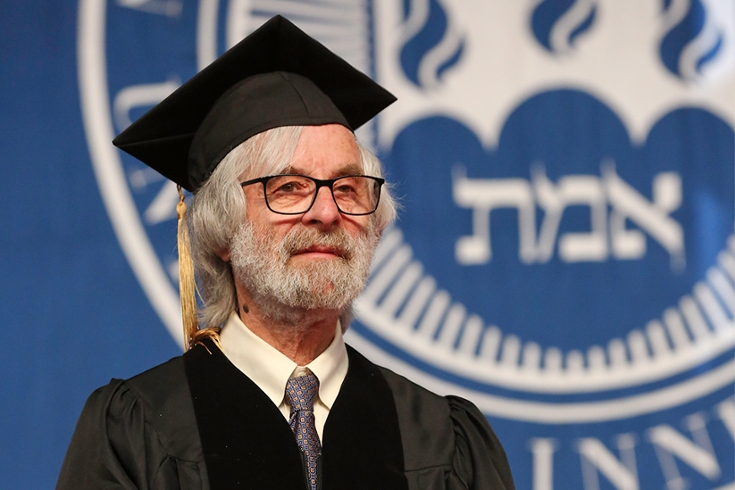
[57,16,514,490]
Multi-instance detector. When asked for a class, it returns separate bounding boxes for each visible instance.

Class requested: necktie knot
[285,372,320,412]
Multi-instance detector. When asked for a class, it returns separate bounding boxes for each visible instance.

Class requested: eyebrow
[287,163,363,176]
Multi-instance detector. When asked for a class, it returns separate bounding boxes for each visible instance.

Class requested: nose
[301,186,341,230]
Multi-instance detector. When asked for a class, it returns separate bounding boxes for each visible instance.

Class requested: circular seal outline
[78,0,184,347]
[352,228,735,394]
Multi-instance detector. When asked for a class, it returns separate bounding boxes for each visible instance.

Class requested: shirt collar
[219,311,348,409]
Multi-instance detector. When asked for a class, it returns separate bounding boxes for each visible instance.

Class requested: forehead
[288,124,361,176]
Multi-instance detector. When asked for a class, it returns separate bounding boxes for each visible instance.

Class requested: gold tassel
[176,186,198,350]
[176,186,222,352]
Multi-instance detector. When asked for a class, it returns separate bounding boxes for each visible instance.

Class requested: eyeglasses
[240,174,385,216]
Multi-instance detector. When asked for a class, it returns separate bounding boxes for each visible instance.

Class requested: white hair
[188,125,397,329]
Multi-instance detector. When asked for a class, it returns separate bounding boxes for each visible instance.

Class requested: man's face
[244,124,371,241]
[230,124,380,320]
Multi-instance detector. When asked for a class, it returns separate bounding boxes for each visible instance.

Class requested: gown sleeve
[57,380,154,489]
[56,375,206,490]
[444,396,515,490]
[380,365,514,490]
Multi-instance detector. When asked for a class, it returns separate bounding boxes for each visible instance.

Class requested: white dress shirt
[219,311,349,439]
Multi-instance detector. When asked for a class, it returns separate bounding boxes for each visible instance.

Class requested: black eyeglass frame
[240,174,385,216]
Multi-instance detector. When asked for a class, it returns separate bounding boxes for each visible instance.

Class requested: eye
[334,183,357,194]
[267,176,311,195]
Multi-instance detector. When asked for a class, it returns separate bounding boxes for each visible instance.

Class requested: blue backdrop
[2,1,733,489]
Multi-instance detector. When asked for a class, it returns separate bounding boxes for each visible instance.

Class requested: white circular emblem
[78,0,734,424]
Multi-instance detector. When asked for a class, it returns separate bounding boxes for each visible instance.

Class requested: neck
[236,287,340,366]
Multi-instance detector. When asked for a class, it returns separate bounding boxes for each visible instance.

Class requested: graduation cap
[113,14,396,192]
[112,15,396,350]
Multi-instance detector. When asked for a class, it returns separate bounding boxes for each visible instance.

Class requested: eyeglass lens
[264,176,380,215]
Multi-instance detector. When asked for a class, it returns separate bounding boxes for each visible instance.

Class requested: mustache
[278,227,357,260]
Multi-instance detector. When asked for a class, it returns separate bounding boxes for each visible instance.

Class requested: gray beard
[229,221,379,325]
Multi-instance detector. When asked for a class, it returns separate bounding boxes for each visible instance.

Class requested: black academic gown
[57,341,515,490]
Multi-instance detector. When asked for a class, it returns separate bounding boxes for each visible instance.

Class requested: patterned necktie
[285,372,321,490]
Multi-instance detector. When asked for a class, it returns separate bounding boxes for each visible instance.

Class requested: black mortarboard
[113,15,396,192]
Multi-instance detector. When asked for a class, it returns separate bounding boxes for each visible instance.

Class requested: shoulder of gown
[378,366,515,490]
[56,356,208,490]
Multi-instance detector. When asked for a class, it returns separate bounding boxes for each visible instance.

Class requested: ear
[217,248,231,262]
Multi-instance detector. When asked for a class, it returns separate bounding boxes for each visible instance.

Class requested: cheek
[244,188,267,218]
[245,205,270,227]
[341,215,373,237]
[250,216,300,250]
[245,193,295,232]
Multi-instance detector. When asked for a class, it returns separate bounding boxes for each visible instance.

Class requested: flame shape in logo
[531,0,598,54]
[659,0,725,81]
[400,0,465,89]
